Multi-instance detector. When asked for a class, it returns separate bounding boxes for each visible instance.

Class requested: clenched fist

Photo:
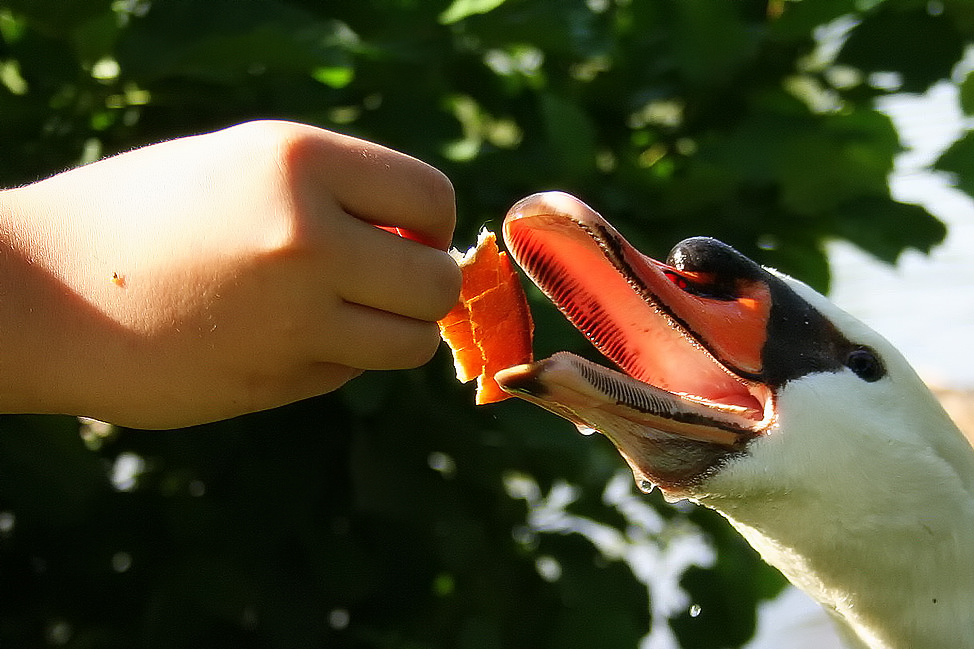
[0,121,461,428]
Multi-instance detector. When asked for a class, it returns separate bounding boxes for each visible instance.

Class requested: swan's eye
[846,347,885,382]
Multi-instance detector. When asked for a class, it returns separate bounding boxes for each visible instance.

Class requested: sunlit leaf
[311,65,354,88]
[439,0,510,25]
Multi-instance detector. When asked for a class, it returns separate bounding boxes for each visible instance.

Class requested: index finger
[286,124,457,251]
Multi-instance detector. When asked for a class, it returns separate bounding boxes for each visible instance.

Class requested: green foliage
[1,0,971,647]
[936,68,974,195]
[837,2,967,93]
[936,131,974,196]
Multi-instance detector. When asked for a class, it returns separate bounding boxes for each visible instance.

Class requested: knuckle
[413,165,456,245]
[427,167,457,238]
[422,166,456,216]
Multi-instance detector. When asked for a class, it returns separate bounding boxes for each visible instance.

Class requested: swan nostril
[663,269,738,301]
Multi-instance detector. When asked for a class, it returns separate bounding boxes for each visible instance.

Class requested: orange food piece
[438,229,534,404]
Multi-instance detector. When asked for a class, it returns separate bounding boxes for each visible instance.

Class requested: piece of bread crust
[438,229,534,404]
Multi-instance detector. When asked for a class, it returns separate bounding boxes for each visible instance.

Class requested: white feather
[693,273,974,648]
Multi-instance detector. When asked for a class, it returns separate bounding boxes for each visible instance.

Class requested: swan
[494,192,974,649]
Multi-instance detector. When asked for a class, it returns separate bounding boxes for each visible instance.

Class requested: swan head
[495,192,971,503]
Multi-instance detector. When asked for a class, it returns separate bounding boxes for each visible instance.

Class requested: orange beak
[495,192,777,491]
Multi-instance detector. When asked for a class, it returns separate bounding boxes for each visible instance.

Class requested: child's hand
[0,120,461,428]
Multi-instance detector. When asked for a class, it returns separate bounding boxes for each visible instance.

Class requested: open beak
[495,192,776,492]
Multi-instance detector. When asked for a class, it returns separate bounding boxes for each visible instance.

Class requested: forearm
[0,186,79,416]
[0,162,313,426]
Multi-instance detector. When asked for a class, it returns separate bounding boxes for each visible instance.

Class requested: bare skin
[0,120,461,428]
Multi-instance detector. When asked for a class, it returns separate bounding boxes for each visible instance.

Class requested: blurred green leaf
[115,2,353,84]
[770,0,858,40]
[668,0,757,88]
[539,91,598,179]
[837,4,966,93]
[935,130,974,197]
[761,234,833,294]
[778,110,898,215]
[832,198,947,264]
[1,0,112,35]
[960,69,974,115]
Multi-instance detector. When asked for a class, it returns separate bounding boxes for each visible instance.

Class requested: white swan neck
[723,502,974,649]
[697,373,974,649]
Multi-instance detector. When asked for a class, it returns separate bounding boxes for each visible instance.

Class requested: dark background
[2,0,973,646]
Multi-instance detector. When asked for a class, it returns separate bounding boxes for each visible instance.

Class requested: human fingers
[285,124,457,251]
[332,218,461,322]
[327,301,444,370]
